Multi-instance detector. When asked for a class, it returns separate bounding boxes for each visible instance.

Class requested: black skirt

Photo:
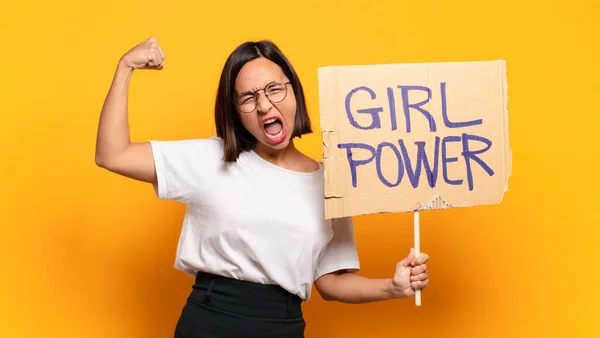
[174,271,306,338]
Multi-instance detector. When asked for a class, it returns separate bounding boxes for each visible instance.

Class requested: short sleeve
[314,216,360,280]
[149,137,223,203]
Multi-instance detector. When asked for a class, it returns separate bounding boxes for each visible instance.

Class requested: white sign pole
[414,210,421,306]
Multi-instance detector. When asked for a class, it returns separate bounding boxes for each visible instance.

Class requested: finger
[410,264,427,275]
[153,49,162,68]
[400,248,416,267]
[411,252,429,266]
[146,45,159,67]
[149,42,162,63]
[145,53,155,68]
[410,272,428,282]
[147,48,161,68]
[411,279,428,290]
[156,42,166,59]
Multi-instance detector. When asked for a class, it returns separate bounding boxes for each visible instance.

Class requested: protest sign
[318,60,512,306]
[319,60,511,219]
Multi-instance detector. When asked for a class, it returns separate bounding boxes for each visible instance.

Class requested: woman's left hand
[389,248,430,298]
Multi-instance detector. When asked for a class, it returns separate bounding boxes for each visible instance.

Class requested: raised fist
[119,37,166,70]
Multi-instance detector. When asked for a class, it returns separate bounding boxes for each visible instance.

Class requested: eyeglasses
[234,81,291,113]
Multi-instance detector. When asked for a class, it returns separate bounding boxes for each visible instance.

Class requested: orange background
[1,1,598,337]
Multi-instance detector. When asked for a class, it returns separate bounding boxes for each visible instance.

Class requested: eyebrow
[236,81,279,98]
[236,90,254,98]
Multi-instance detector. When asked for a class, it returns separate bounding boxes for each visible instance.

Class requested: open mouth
[262,116,286,144]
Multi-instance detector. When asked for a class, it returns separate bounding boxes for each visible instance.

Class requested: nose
[255,90,272,114]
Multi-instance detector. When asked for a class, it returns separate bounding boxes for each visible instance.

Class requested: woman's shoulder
[150,136,225,161]
[291,151,321,173]
[301,154,321,172]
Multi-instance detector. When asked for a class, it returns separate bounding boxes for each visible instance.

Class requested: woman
[95,37,430,338]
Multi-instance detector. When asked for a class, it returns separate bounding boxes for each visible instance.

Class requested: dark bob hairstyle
[214,40,312,162]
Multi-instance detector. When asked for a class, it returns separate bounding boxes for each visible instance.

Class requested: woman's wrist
[385,278,408,299]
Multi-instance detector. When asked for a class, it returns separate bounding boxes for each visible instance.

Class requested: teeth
[264,118,277,124]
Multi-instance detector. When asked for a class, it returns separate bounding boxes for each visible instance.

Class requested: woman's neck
[253,140,299,167]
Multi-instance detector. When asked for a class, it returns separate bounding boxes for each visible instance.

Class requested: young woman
[95,37,430,338]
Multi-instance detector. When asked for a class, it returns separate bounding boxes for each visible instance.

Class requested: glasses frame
[234,81,292,113]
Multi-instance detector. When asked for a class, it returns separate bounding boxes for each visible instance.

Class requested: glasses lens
[236,95,256,113]
[266,82,287,103]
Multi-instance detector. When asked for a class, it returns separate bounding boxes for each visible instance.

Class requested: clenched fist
[389,248,429,298]
[119,37,166,70]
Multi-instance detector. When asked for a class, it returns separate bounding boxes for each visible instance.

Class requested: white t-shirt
[149,136,360,300]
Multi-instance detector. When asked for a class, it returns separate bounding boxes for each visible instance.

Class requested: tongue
[265,121,282,135]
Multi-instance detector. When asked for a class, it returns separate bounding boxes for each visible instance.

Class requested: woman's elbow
[314,274,340,302]
[319,289,336,302]
[95,153,107,168]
